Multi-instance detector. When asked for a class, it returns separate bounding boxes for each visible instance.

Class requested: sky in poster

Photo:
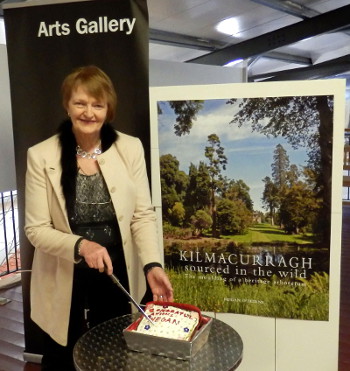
[157,98,310,212]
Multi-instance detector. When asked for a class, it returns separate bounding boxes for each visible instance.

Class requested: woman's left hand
[146,267,174,302]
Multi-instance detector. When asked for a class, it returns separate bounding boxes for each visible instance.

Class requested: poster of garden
[153,81,344,321]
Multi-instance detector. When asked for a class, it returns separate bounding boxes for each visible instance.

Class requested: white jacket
[25,131,161,345]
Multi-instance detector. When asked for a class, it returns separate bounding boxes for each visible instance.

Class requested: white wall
[0,44,16,192]
[150,59,244,87]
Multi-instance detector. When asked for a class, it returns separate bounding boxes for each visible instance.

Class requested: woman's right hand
[78,239,113,275]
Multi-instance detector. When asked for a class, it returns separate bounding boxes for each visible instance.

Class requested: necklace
[76,141,102,159]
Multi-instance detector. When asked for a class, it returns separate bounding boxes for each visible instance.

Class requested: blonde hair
[61,65,117,122]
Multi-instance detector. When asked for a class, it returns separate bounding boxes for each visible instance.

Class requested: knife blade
[109,273,155,325]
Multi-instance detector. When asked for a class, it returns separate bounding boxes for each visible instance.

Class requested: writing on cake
[133,303,200,341]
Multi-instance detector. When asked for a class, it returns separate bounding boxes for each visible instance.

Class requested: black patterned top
[71,171,115,225]
[71,171,123,265]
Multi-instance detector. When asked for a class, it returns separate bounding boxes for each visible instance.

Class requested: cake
[132,302,201,341]
[123,301,213,360]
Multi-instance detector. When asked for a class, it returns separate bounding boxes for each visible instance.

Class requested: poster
[150,80,345,321]
[3,0,149,359]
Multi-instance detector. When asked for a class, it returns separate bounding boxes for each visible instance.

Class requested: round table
[73,314,243,370]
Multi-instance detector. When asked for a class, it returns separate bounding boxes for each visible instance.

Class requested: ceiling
[147,0,350,87]
[1,0,350,87]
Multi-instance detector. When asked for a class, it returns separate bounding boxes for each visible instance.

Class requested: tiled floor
[0,284,31,371]
[339,204,350,371]
[0,206,349,370]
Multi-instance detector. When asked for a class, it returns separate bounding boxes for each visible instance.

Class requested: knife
[109,273,155,325]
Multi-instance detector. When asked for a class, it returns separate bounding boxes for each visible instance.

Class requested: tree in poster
[221,178,254,211]
[264,144,322,234]
[204,134,227,237]
[262,176,279,225]
[217,198,252,234]
[159,154,188,224]
[279,178,321,234]
[190,209,212,236]
[272,144,290,195]
[168,100,203,136]
[184,162,211,221]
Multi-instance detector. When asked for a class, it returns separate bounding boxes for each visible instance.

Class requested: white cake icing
[134,303,200,341]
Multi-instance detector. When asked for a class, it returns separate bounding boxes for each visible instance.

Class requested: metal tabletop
[73,313,243,370]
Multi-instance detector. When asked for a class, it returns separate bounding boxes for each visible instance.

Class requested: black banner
[3,0,149,359]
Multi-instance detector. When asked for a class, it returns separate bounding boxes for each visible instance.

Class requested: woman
[24,65,173,369]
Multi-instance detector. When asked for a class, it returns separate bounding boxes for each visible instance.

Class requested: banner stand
[3,0,150,360]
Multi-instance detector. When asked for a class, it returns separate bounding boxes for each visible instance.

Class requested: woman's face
[67,85,108,138]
